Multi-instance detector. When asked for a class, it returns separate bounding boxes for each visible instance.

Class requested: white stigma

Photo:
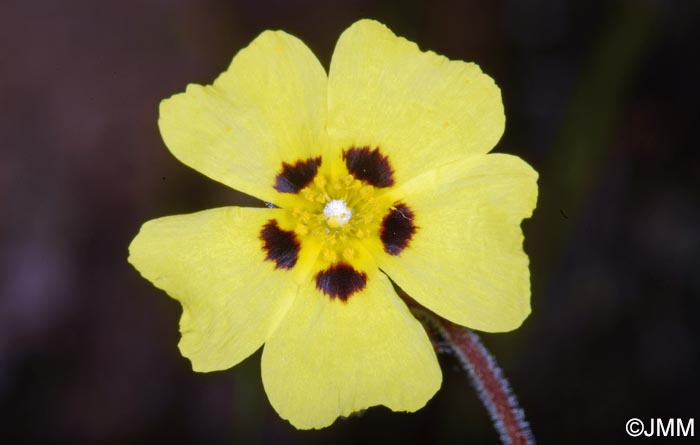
[323,199,352,227]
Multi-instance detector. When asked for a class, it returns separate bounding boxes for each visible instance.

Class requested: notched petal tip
[156,25,329,205]
[328,17,509,186]
[342,18,415,50]
[261,271,442,430]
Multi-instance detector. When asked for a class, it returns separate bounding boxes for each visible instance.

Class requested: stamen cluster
[292,173,380,263]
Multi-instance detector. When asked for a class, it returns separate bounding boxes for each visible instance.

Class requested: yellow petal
[159,30,328,205]
[261,269,441,429]
[374,154,538,332]
[128,207,297,371]
[327,19,504,181]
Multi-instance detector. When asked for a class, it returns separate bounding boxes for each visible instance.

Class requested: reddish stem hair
[412,308,535,445]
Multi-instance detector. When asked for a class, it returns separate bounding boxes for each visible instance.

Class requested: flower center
[323,199,352,228]
[291,173,382,263]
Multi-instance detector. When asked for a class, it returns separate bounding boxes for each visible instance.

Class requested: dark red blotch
[380,203,417,255]
[315,263,367,301]
[342,147,395,188]
[274,157,322,193]
[260,220,300,269]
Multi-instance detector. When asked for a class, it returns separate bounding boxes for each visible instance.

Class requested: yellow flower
[128,19,538,429]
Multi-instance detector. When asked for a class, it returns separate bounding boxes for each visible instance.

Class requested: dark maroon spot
[342,147,394,188]
[315,263,367,301]
[274,157,322,193]
[380,203,417,255]
[260,220,300,269]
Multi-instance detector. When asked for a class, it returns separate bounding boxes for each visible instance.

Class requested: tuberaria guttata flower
[128,19,538,429]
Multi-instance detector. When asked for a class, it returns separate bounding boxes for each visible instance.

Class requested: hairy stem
[412,308,534,445]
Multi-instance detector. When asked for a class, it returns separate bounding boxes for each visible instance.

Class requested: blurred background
[1,0,698,443]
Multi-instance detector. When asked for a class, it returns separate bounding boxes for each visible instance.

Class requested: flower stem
[412,308,535,445]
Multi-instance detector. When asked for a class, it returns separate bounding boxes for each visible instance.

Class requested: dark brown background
[1,0,698,444]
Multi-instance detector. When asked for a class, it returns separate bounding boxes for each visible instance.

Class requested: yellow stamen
[289,168,383,266]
